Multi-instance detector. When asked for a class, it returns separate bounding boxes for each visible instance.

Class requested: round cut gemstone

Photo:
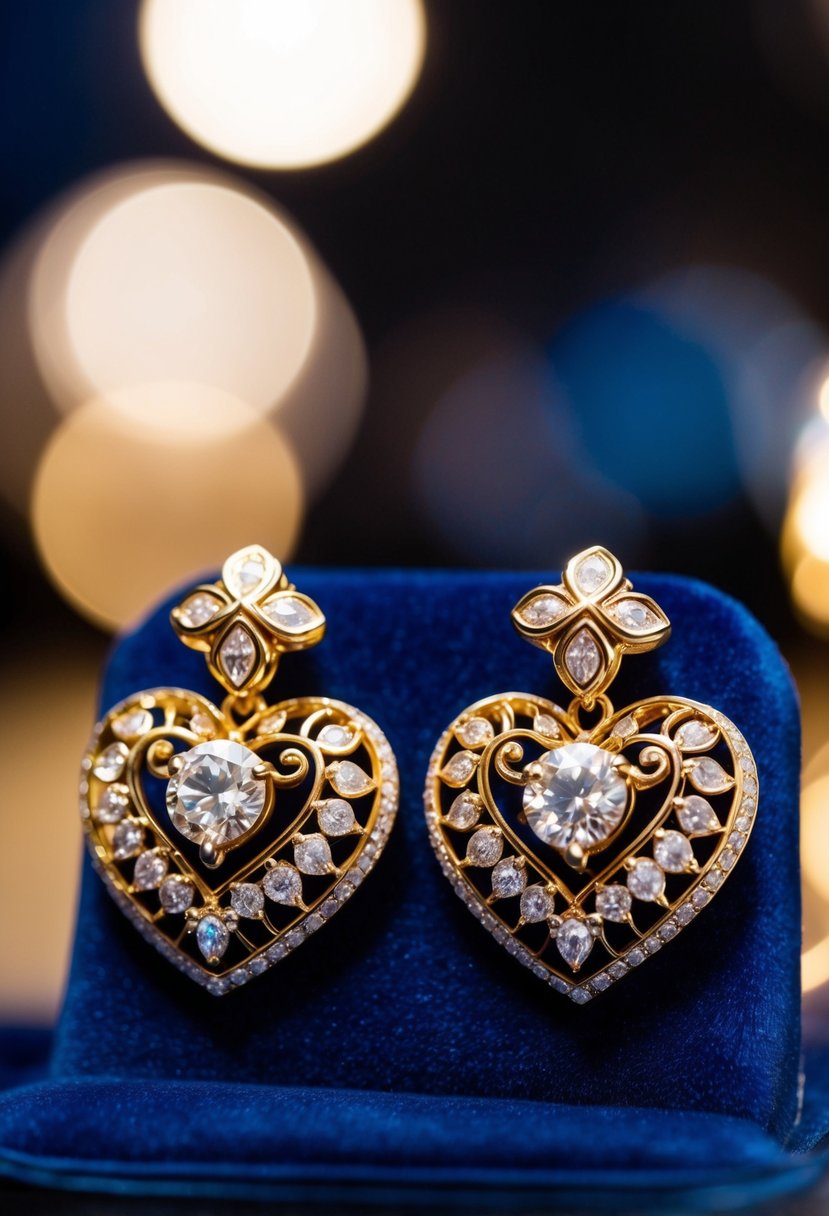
[316,798,357,836]
[159,874,195,914]
[491,857,526,899]
[627,857,665,902]
[166,740,267,848]
[595,884,632,922]
[231,882,265,918]
[654,830,694,873]
[520,884,555,922]
[263,861,302,905]
[523,743,627,851]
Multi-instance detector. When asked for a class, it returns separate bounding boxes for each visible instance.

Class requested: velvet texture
[0,570,814,1202]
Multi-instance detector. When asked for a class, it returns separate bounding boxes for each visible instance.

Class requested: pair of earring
[81,544,757,1003]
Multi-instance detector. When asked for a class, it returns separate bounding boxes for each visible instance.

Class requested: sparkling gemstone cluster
[426,697,755,1002]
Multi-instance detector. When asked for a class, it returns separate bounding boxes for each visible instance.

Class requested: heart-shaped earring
[80,546,398,995]
[424,546,758,1004]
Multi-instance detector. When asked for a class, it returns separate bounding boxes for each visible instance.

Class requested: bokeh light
[138,0,426,169]
[0,161,366,533]
[31,170,316,429]
[782,438,829,633]
[32,395,303,629]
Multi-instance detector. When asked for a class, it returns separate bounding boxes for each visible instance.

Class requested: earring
[81,545,398,995]
[424,546,757,1004]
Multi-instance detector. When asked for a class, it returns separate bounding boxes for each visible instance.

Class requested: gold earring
[424,545,757,1004]
[80,545,398,995]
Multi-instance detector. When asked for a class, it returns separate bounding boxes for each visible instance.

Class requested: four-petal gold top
[511,545,670,708]
[171,545,325,697]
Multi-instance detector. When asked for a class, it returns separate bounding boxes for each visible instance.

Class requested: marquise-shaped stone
[261,593,323,634]
[563,629,603,687]
[440,751,479,787]
[327,760,375,797]
[606,596,664,633]
[177,591,224,629]
[218,624,257,688]
[573,553,613,595]
[515,591,570,628]
[555,917,594,971]
[675,719,718,752]
[676,795,721,836]
[223,547,275,599]
[688,757,734,794]
[455,717,494,748]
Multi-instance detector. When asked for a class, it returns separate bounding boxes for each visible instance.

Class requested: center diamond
[167,740,268,848]
[523,742,627,851]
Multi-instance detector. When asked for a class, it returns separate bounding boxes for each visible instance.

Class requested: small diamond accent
[231,883,264,918]
[736,813,752,833]
[261,594,318,631]
[159,875,194,914]
[112,708,153,741]
[263,862,303,905]
[439,752,478,786]
[706,868,725,891]
[574,553,611,593]
[490,857,526,899]
[516,592,569,627]
[533,712,562,739]
[627,858,665,902]
[596,884,632,922]
[133,850,168,891]
[455,717,494,748]
[676,795,721,837]
[556,917,594,970]
[196,915,229,964]
[218,624,257,688]
[189,710,217,738]
[294,833,333,875]
[654,831,694,873]
[608,961,628,979]
[327,760,375,797]
[95,784,130,823]
[94,743,129,782]
[257,708,287,735]
[520,884,555,922]
[606,598,660,632]
[627,948,645,966]
[563,628,602,687]
[659,920,678,941]
[675,903,695,925]
[720,848,736,871]
[317,723,357,750]
[466,827,503,867]
[113,819,144,860]
[570,987,592,1004]
[445,791,482,830]
[728,831,745,851]
[591,973,612,992]
[178,591,223,628]
[613,715,638,739]
[225,551,267,597]
[692,888,711,909]
[675,719,718,751]
[688,757,734,794]
[316,798,357,836]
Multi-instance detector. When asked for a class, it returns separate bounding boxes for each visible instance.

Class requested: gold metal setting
[424,545,758,1004]
[80,546,398,995]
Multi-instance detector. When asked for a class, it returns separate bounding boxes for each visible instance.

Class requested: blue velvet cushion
[0,569,818,1204]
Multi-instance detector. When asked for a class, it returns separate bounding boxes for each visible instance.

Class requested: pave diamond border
[81,690,398,995]
[424,693,757,1003]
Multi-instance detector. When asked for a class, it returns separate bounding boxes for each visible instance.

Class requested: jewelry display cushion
[0,570,820,1207]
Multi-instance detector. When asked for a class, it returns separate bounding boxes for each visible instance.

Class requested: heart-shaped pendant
[424,547,757,1004]
[80,546,398,995]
